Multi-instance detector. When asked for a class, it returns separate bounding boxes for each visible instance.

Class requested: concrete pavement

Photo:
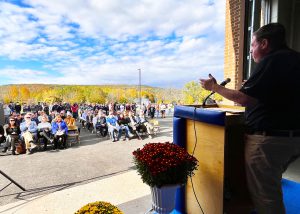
[1,115,300,214]
[0,170,151,214]
[0,117,174,214]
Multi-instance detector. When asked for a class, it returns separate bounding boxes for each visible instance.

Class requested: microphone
[211,78,231,95]
[202,78,231,106]
[220,78,231,86]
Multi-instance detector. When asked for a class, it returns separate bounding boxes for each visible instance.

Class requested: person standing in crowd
[71,103,79,120]
[64,102,71,113]
[131,103,136,114]
[51,102,59,112]
[125,103,131,112]
[200,23,300,214]
[43,103,50,115]
[22,103,30,113]
[57,102,63,113]
[149,104,156,119]
[4,104,11,124]
[120,104,125,113]
[15,102,21,114]
[160,102,166,118]
[8,102,15,113]
[155,104,160,118]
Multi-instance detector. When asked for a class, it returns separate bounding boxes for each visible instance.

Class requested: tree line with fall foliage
[0,81,221,105]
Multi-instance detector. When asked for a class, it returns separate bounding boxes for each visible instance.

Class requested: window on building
[243,0,266,80]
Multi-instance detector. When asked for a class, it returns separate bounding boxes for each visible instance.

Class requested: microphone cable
[190,107,205,214]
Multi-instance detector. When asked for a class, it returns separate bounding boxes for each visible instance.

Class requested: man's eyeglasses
[10,120,15,122]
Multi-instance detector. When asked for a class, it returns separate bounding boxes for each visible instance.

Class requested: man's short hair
[253,23,287,50]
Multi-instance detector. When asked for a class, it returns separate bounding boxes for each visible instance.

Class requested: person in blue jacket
[51,115,68,149]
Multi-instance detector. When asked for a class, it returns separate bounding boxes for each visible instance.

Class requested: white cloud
[0,0,226,88]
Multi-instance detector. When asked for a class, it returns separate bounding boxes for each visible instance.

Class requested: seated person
[59,110,66,120]
[64,111,76,127]
[86,111,93,132]
[118,113,133,141]
[15,113,22,126]
[49,111,56,123]
[32,112,40,125]
[92,111,101,133]
[128,111,142,140]
[20,113,38,154]
[92,111,100,134]
[51,115,68,149]
[97,111,108,137]
[37,115,52,151]
[106,111,120,142]
[64,111,80,135]
[2,117,21,155]
[136,112,154,139]
[80,110,87,128]
[0,124,5,146]
[37,111,44,123]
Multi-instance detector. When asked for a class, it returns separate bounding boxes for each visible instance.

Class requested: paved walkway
[0,170,151,214]
[0,117,173,214]
[1,115,300,214]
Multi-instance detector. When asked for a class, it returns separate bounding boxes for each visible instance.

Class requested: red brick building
[224,0,300,96]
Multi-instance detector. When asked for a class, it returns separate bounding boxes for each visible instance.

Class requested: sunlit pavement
[0,116,173,214]
[0,115,299,214]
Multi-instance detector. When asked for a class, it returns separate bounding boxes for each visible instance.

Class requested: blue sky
[0,0,225,88]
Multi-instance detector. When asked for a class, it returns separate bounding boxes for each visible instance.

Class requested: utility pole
[138,68,142,106]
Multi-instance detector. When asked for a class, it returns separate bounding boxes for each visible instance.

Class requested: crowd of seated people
[0,101,171,154]
[79,108,156,142]
[1,106,81,155]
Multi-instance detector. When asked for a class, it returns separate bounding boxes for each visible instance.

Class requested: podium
[173,105,253,214]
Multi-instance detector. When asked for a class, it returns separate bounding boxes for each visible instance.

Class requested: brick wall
[223,0,245,104]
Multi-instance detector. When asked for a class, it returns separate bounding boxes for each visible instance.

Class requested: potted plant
[75,201,123,214]
[133,142,198,214]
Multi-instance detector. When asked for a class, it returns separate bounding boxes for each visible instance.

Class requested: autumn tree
[8,86,19,101]
[182,81,222,105]
[20,86,31,102]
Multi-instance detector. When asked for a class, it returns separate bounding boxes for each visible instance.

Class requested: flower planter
[150,184,180,214]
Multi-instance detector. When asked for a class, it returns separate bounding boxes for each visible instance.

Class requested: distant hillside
[0,84,182,104]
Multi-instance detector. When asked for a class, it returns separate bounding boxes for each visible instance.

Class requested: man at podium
[200,23,300,214]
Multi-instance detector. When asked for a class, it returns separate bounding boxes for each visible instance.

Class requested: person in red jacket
[71,103,79,120]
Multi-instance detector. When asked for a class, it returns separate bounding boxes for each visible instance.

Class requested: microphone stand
[202,78,231,107]
[202,91,215,107]
[0,170,26,191]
